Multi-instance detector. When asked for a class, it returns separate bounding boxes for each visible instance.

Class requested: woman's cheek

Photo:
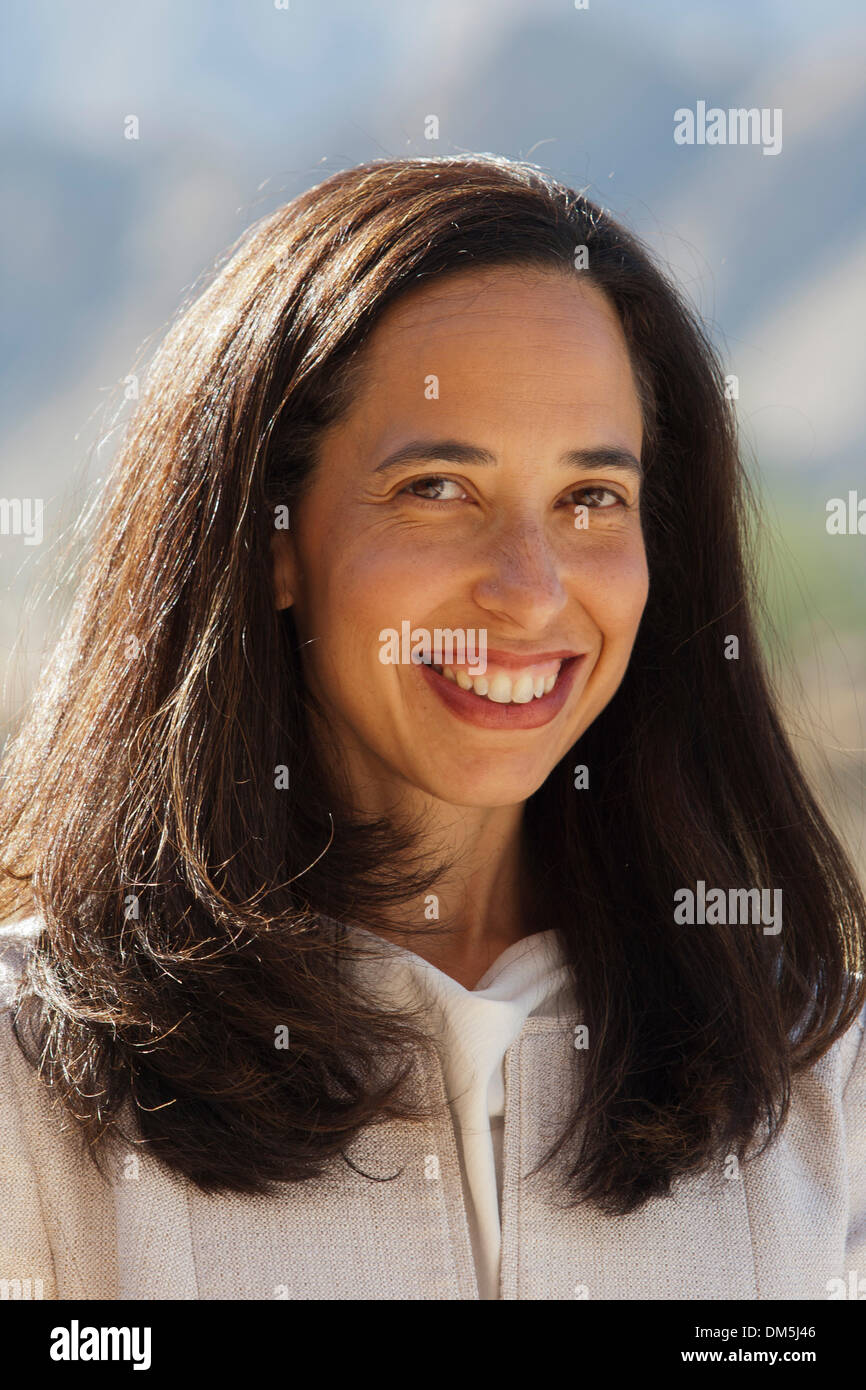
[568,535,648,631]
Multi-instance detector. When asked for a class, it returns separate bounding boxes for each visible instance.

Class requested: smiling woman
[271,263,649,843]
[0,154,864,1302]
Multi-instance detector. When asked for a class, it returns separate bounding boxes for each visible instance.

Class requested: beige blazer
[1,919,864,1300]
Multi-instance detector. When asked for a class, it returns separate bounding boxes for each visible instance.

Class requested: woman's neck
[367,797,536,986]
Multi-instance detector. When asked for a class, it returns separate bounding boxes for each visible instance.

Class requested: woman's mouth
[416,653,586,730]
[424,657,564,704]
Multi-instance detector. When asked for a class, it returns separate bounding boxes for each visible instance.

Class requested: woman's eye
[397,477,629,510]
[400,475,467,503]
[566,485,626,509]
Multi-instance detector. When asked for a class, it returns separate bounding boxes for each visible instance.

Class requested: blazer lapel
[114,1049,479,1300]
[500,1018,758,1299]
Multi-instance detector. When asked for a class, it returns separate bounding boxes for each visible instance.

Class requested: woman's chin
[404,759,564,809]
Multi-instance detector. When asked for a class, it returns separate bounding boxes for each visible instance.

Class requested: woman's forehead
[367,263,620,343]
[329,268,644,456]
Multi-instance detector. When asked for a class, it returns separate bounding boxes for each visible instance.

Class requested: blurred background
[1,0,864,878]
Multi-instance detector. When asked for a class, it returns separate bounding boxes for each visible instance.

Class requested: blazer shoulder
[0,915,42,1012]
[0,917,119,1299]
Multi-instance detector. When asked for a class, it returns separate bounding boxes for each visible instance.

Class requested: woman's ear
[270,529,299,611]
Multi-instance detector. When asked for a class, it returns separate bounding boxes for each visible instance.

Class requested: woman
[0,154,863,1302]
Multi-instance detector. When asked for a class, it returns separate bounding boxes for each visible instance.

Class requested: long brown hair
[1,154,863,1215]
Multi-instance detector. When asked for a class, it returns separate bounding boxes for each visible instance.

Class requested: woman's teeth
[430,661,563,704]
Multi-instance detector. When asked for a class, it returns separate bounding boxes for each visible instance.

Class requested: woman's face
[272,263,649,808]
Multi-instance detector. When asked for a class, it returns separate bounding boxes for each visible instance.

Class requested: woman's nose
[470,517,569,628]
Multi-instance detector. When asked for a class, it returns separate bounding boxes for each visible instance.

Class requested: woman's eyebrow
[373,439,643,478]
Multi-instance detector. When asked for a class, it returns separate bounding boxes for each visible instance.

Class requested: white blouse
[351,926,575,1299]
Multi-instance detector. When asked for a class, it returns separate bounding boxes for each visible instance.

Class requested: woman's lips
[417,654,585,729]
